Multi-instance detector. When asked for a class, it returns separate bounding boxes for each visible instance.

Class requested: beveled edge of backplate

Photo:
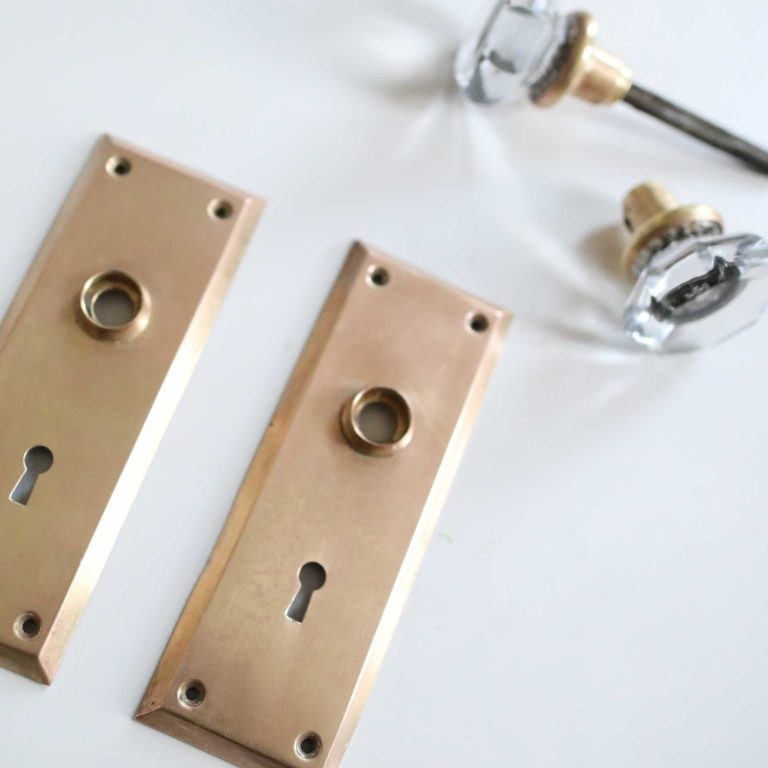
[137,709,287,768]
[0,135,265,685]
[135,242,511,767]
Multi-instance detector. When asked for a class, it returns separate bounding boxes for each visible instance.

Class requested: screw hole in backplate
[178,680,206,708]
[14,612,41,640]
[366,266,390,287]
[106,156,132,177]
[295,732,322,760]
[467,312,489,333]
[208,199,233,220]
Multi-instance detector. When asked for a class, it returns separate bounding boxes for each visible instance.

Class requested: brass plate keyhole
[286,562,326,624]
[10,446,53,506]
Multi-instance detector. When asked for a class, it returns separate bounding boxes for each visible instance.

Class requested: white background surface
[1,1,767,766]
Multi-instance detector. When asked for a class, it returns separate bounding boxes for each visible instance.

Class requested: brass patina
[0,136,264,684]
[136,243,511,768]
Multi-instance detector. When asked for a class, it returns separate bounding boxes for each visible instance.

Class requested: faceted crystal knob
[621,183,768,352]
[454,0,564,104]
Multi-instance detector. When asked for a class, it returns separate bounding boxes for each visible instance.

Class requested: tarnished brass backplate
[0,136,264,684]
[137,243,511,768]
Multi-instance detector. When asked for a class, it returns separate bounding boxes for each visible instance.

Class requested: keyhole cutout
[286,562,326,623]
[10,446,54,506]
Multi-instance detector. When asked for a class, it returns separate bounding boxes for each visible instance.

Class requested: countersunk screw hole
[295,732,322,760]
[106,156,132,177]
[208,199,233,220]
[366,266,390,287]
[14,612,41,640]
[468,313,489,333]
[178,680,206,708]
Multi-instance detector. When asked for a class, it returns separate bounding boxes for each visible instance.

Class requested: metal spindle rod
[623,83,768,174]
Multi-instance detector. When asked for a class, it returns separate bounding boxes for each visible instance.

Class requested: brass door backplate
[0,136,264,684]
[137,243,511,768]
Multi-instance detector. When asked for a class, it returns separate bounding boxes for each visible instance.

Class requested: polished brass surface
[621,182,723,274]
[340,386,414,457]
[533,13,633,108]
[0,136,264,684]
[78,270,152,341]
[136,242,511,768]
[623,182,681,233]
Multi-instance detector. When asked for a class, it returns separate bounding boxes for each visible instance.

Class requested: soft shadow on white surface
[461,179,641,353]
[322,0,461,102]
[1,1,768,768]
[580,224,628,284]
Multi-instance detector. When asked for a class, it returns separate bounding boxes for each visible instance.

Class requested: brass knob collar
[621,182,724,275]
[531,12,633,107]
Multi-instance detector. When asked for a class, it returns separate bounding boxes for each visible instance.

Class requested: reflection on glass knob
[621,183,768,352]
[454,0,630,106]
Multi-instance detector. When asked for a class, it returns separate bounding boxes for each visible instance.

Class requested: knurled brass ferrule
[620,182,724,275]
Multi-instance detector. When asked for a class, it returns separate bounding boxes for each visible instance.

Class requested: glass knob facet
[621,183,768,352]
